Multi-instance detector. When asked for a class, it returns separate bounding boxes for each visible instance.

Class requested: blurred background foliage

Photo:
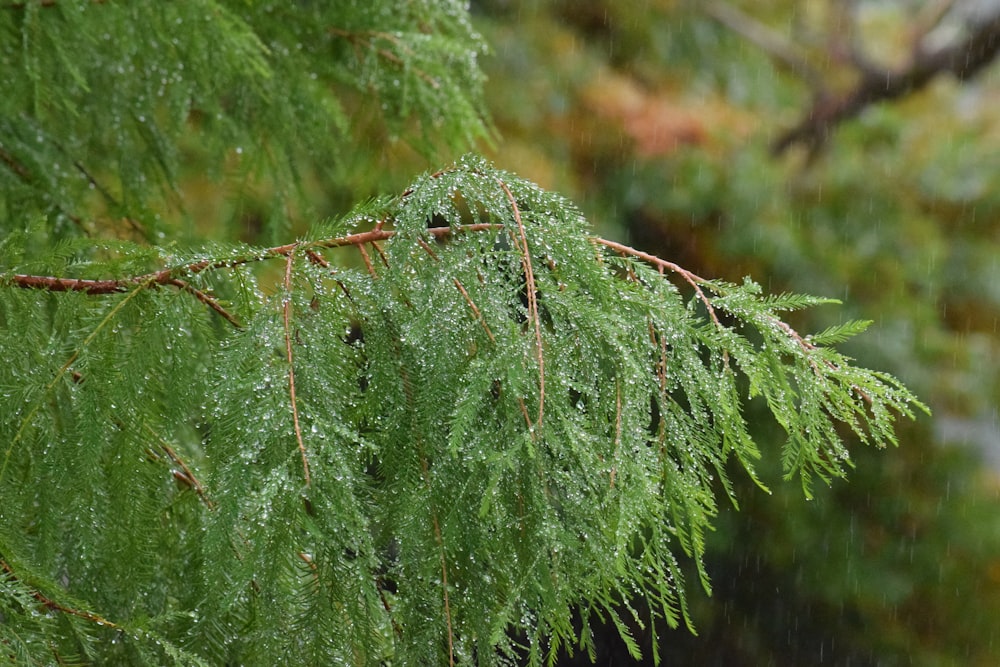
[460,0,1000,664]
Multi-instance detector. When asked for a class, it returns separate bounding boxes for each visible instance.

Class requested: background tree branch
[771,6,1000,155]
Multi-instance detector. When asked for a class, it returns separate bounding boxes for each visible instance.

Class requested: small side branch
[357,243,377,278]
[144,423,214,509]
[702,0,821,86]
[453,278,495,343]
[166,279,241,328]
[432,514,455,667]
[594,237,724,332]
[282,248,311,487]
[0,559,119,629]
[329,27,441,89]
[610,379,622,489]
[497,178,545,428]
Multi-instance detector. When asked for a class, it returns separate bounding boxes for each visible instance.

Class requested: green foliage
[0,2,926,665]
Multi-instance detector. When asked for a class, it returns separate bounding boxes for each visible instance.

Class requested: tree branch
[7,215,841,390]
[282,248,312,487]
[497,178,545,429]
[0,558,119,629]
[702,0,822,86]
[0,142,90,234]
[773,9,1000,155]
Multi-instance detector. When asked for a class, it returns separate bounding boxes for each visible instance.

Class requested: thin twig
[305,249,330,268]
[357,243,377,278]
[71,160,148,241]
[147,424,214,509]
[416,237,440,261]
[702,0,822,86]
[371,240,390,268]
[376,578,405,637]
[432,513,455,667]
[610,379,622,489]
[166,278,241,328]
[0,559,119,629]
[594,237,724,331]
[453,278,495,343]
[497,178,545,428]
[0,143,32,181]
[329,27,441,89]
[516,397,534,432]
[283,248,311,487]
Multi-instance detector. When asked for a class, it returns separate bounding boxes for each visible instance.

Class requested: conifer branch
[1,283,148,484]
[283,248,312,487]
[0,559,119,629]
[0,142,89,234]
[6,220,854,381]
[145,424,214,509]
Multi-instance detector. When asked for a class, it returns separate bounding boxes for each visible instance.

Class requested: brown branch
[702,0,822,86]
[0,142,89,233]
[329,27,441,89]
[593,237,725,332]
[0,558,119,629]
[0,143,31,181]
[416,237,440,261]
[376,578,405,637]
[497,178,545,429]
[6,224,502,304]
[773,10,1000,155]
[149,442,214,509]
[357,243,377,277]
[432,513,455,667]
[283,248,311,487]
[305,249,330,268]
[610,379,622,489]
[148,424,214,508]
[371,240,390,269]
[8,275,129,294]
[516,397,534,433]
[453,278,495,344]
[166,278,241,328]
[71,160,148,240]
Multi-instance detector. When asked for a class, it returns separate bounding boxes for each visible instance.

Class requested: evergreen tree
[0,3,924,665]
